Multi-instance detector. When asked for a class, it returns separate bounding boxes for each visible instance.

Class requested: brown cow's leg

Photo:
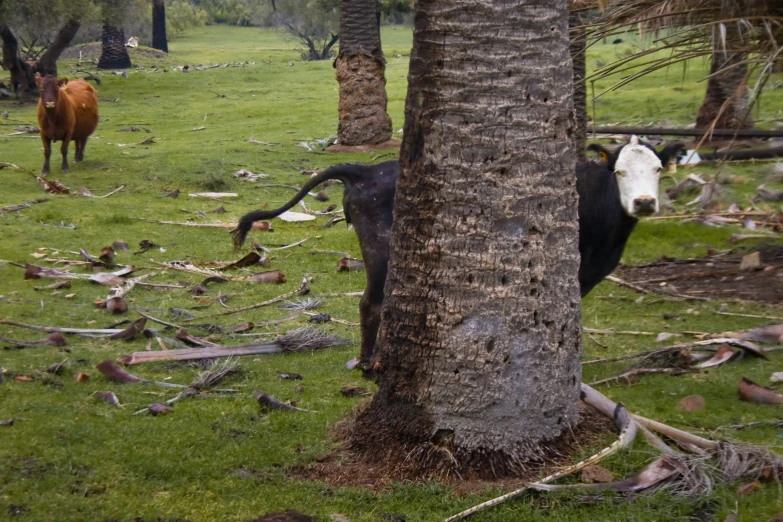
[75,139,85,162]
[41,136,52,175]
[60,138,70,172]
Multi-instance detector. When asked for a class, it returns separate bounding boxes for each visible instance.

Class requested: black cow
[232,137,684,366]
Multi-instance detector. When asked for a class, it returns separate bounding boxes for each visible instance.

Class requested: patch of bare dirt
[615,245,783,303]
[292,402,616,495]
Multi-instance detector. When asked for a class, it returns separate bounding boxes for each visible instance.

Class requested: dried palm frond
[277,327,350,352]
[583,0,783,101]
[189,357,240,391]
[278,298,323,311]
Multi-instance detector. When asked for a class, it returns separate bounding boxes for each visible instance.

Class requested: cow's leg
[60,137,70,172]
[359,283,384,371]
[41,136,51,175]
[75,139,85,162]
[357,240,390,378]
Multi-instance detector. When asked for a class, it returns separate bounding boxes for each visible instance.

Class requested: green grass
[1,24,783,522]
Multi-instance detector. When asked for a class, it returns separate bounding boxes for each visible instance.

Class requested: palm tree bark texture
[569,7,587,161]
[335,0,392,146]
[696,2,752,130]
[696,49,752,129]
[97,24,131,70]
[352,0,582,476]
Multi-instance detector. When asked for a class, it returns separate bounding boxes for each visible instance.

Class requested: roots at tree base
[348,386,614,480]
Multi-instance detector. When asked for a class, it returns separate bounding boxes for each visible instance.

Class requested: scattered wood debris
[254,390,311,412]
[0,198,49,216]
[119,327,349,365]
[738,378,783,405]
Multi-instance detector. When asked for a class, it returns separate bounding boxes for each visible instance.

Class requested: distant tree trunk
[97,24,131,69]
[352,0,581,477]
[335,0,392,146]
[570,8,587,161]
[152,0,168,53]
[0,25,35,95]
[38,19,81,76]
[696,3,752,130]
[696,50,752,129]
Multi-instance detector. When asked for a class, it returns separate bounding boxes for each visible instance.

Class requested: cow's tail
[231,164,364,251]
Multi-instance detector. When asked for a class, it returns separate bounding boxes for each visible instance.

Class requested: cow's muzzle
[45,102,55,110]
[633,196,656,216]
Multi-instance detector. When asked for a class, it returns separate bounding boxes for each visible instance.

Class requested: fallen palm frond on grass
[605,275,711,301]
[444,401,638,521]
[118,327,350,365]
[0,318,127,336]
[0,332,66,348]
[132,358,240,415]
[588,367,690,386]
[446,383,783,521]
[214,280,310,316]
[0,198,49,216]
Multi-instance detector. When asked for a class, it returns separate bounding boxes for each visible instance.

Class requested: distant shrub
[167,1,209,39]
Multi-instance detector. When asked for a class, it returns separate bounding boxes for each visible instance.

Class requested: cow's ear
[656,142,686,167]
[587,143,612,164]
[35,72,42,86]
[57,77,69,87]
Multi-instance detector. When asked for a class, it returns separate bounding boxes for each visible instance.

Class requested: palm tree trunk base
[336,53,393,146]
[348,392,613,479]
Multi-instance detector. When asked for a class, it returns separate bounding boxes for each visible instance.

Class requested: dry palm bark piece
[254,390,311,412]
[695,343,738,368]
[93,391,120,406]
[738,377,783,405]
[108,317,146,340]
[336,258,365,272]
[148,403,173,416]
[0,332,66,348]
[245,270,286,283]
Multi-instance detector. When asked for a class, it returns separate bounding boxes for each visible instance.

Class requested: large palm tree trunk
[335,0,392,146]
[97,24,131,70]
[152,0,168,53]
[570,8,587,161]
[352,0,582,476]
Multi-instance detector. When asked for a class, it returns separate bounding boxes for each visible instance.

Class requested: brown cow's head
[35,73,68,113]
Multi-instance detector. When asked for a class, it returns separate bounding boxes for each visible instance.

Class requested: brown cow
[35,73,99,175]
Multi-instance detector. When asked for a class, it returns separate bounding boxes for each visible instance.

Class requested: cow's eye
[615,170,627,178]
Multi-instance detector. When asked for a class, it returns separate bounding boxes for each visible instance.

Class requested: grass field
[1,23,783,522]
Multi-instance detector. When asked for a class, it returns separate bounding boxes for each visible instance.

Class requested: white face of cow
[613,135,662,217]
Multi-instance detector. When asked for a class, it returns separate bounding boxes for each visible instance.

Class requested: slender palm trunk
[352,0,581,476]
[335,0,392,145]
[696,50,752,129]
[696,4,752,130]
[152,0,168,53]
[97,24,131,70]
